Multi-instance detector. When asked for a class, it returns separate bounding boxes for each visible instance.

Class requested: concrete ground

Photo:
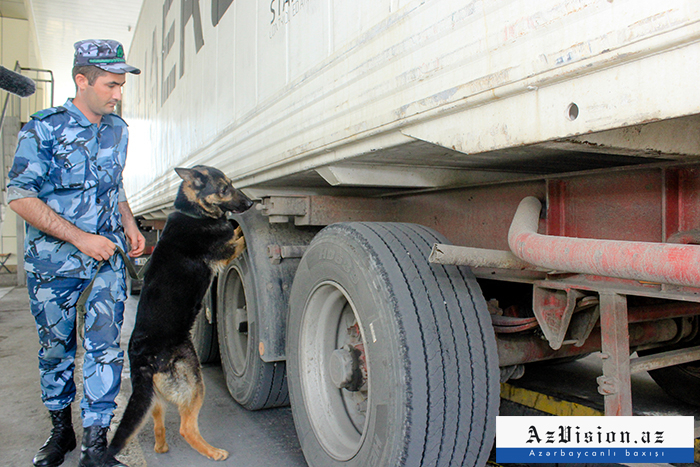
[0,286,308,467]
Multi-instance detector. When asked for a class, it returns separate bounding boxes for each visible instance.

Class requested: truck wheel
[217,252,289,410]
[639,343,700,407]
[647,364,700,406]
[191,283,220,364]
[287,222,499,467]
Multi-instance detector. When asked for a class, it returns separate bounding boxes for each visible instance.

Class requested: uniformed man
[8,39,146,467]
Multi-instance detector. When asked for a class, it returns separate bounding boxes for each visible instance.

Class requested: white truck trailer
[123,1,700,465]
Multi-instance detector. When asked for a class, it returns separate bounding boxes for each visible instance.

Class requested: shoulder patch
[31,106,67,120]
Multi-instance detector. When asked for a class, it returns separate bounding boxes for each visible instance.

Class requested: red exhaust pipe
[508,197,700,288]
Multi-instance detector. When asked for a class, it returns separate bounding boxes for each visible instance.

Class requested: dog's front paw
[232,235,246,258]
[227,227,246,262]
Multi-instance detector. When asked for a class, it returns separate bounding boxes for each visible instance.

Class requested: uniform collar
[63,98,114,128]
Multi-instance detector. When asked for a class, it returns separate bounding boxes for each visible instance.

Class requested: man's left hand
[126,228,146,257]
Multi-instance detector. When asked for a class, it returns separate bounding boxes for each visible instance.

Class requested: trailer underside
[139,112,700,423]
[183,113,700,421]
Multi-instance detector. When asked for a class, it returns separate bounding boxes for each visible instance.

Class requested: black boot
[33,406,77,467]
[78,425,129,467]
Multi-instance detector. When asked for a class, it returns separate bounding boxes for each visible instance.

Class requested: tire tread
[358,222,498,467]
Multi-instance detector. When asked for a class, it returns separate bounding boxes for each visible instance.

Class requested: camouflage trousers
[27,265,127,428]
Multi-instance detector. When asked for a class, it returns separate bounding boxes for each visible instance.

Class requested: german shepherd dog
[104,165,253,463]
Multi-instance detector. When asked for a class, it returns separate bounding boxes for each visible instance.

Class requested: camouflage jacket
[8,99,129,279]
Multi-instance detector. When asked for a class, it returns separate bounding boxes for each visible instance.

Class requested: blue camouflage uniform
[8,98,130,428]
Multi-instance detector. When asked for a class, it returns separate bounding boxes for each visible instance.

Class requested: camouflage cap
[73,39,141,75]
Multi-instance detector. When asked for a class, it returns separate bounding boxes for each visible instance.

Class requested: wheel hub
[329,345,363,391]
[298,282,371,461]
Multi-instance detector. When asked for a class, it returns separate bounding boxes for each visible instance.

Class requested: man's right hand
[9,198,117,261]
[75,233,117,261]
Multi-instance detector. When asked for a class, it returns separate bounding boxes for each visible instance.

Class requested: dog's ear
[175,167,195,182]
[175,167,206,189]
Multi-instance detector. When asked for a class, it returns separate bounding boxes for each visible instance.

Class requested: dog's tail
[107,362,156,456]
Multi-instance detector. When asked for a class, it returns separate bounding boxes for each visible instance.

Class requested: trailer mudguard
[230,207,316,362]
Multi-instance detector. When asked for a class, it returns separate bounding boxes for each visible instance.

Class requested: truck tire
[287,222,499,467]
[647,363,700,406]
[639,342,700,407]
[217,252,289,410]
[191,283,220,364]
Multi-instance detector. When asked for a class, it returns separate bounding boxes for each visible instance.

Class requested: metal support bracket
[258,195,397,226]
[597,292,633,416]
[532,286,599,350]
[258,197,308,224]
[267,244,308,264]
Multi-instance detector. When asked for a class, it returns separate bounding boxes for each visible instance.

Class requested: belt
[76,245,148,340]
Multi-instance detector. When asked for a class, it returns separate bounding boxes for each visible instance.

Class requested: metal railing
[0,62,53,284]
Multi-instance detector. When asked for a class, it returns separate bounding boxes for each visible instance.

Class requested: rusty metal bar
[597,293,632,416]
[508,196,700,287]
[429,243,542,270]
[628,301,700,323]
[497,318,679,367]
[629,345,700,374]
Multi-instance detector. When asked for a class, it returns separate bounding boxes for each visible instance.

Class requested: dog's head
[174,166,254,219]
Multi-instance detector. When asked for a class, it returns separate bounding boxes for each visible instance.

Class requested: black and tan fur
[105,165,253,463]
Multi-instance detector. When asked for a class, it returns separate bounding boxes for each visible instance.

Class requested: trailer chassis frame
[432,193,700,417]
[258,164,700,416]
